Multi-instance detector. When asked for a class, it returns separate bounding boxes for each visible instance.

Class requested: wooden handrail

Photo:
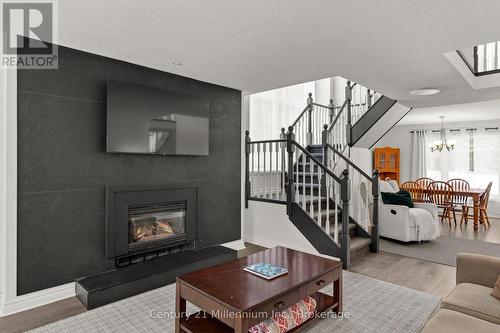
[326,143,371,180]
[248,139,286,144]
[328,99,348,131]
[312,102,339,110]
[291,105,309,127]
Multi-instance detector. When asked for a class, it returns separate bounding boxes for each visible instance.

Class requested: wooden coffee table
[175,246,342,332]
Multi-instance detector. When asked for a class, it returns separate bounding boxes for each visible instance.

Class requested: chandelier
[430,116,455,152]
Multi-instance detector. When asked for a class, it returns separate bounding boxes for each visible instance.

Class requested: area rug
[30,271,439,333]
[380,236,500,266]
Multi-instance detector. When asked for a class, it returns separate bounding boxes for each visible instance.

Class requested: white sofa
[379,180,440,242]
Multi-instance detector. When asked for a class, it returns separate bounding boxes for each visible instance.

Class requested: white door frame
[0,64,18,316]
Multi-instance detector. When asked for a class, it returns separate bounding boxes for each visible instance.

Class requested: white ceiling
[58,0,500,108]
[399,98,500,126]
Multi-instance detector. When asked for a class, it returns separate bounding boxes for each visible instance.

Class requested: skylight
[457,41,500,76]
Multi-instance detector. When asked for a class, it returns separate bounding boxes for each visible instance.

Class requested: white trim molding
[0,64,18,316]
[1,283,75,316]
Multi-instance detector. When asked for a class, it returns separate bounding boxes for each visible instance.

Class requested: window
[249,81,315,140]
[426,129,500,196]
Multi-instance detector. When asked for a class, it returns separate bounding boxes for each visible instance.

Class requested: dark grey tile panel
[17,188,114,295]
[196,182,241,246]
[17,92,122,193]
[18,47,122,102]
[121,63,192,94]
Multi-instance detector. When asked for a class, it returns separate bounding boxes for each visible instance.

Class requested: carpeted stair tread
[350,237,372,251]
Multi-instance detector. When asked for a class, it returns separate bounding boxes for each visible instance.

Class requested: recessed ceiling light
[410,88,440,96]
[172,61,183,66]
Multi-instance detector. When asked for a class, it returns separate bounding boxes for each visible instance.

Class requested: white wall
[332,76,347,106]
[243,201,318,253]
[314,77,332,105]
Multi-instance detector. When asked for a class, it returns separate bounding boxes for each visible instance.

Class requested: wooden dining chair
[463,182,493,227]
[416,177,434,202]
[428,181,455,227]
[400,181,423,202]
[447,178,470,225]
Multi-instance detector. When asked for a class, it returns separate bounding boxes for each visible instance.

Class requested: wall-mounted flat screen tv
[106,81,210,156]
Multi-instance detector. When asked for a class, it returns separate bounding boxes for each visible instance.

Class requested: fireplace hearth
[106,184,198,262]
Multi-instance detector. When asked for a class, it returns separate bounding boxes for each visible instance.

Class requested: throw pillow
[397,190,414,207]
[492,275,500,300]
[379,180,396,194]
[381,190,414,208]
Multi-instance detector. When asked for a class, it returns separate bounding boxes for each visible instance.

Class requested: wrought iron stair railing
[246,127,353,265]
[287,80,381,150]
[245,79,386,267]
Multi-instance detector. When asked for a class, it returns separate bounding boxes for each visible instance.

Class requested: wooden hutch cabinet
[374,147,400,183]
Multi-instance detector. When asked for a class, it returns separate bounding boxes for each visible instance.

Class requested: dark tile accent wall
[17,45,242,295]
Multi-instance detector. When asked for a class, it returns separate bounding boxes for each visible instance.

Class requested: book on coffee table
[244,263,288,280]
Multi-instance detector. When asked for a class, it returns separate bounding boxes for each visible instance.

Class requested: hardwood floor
[349,252,456,298]
[440,215,500,244]
[0,297,86,333]
[0,241,459,332]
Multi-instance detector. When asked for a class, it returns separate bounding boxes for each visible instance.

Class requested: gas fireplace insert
[106,185,198,259]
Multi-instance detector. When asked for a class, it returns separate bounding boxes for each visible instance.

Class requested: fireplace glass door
[128,202,186,250]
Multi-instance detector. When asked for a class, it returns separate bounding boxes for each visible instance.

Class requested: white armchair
[379,180,440,242]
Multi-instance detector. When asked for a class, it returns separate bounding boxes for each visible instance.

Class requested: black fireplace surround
[106,184,198,259]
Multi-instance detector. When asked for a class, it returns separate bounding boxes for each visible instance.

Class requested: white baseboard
[0,282,75,317]
[221,239,246,251]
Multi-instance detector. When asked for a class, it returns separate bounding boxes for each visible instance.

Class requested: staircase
[245,80,406,268]
[294,144,372,261]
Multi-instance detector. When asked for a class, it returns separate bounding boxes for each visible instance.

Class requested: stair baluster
[309,155,314,217]
[318,170,322,228]
[295,142,300,205]
[328,99,334,124]
[326,176,331,238]
[275,141,279,200]
[263,142,267,198]
[307,93,313,146]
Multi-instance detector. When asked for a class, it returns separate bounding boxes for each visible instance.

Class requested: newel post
[340,168,351,269]
[345,81,353,145]
[245,130,251,208]
[306,92,313,146]
[321,124,328,195]
[286,126,295,216]
[371,169,380,253]
[367,89,372,109]
[328,99,334,124]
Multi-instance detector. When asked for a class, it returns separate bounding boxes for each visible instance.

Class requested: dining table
[420,188,485,230]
